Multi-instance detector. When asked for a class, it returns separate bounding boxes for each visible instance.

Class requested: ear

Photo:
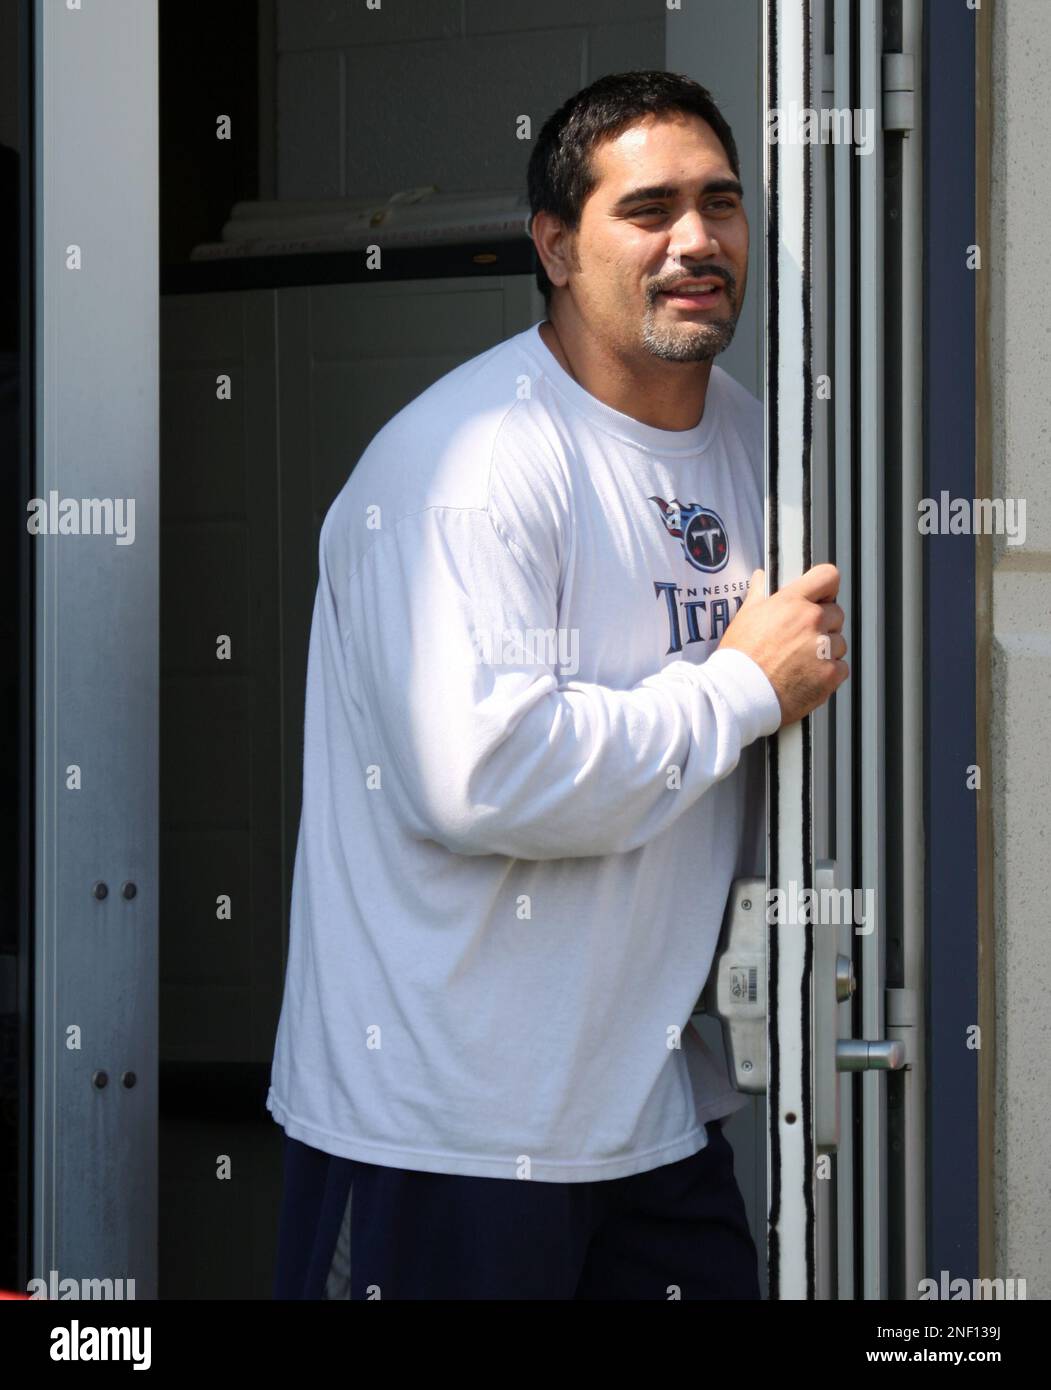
[530,209,575,292]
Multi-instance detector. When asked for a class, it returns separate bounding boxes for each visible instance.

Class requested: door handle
[830,944,907,1069]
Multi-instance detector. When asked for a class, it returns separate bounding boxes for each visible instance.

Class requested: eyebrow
[609,178,744,214]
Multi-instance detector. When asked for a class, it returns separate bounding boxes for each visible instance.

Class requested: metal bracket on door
[699,866,909,1144]
[699,877,768,1094]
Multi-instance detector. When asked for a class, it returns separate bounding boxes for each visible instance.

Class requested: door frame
[25,0,983,1305]
[32,0,160,1297]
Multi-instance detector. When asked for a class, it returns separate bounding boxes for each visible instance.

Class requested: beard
[642,311,738,361]
[641,277,740,362]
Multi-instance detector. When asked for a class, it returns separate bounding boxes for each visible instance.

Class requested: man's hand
[717,564,849,728]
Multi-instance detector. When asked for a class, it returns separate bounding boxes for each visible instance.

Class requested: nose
[667,207,722,264]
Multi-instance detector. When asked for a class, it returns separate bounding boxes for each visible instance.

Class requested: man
[268,69,847,1300]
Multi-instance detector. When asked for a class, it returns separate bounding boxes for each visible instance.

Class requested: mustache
[652,266,737,298]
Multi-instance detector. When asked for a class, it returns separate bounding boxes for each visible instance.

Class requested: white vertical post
[764,0,816,1300]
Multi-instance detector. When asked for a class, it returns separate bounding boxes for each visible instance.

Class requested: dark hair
[527,70,741,306]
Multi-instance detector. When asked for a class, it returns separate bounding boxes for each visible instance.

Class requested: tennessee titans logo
[649,496,730,573]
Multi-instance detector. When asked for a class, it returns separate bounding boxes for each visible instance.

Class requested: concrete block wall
[274,0,666,202]
[989,0,1051,1299]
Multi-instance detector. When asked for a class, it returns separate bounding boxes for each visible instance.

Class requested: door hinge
[885,986,918,1068]
[883,52,915,132]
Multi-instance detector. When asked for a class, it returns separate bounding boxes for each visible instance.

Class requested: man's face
[553,112,749,363]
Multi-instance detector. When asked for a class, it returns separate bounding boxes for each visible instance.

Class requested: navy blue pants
[272,1118,761,1300]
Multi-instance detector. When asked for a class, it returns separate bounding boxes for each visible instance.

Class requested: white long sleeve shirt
[266,320,782,1182]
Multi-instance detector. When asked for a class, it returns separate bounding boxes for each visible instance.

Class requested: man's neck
[539,314,713,433]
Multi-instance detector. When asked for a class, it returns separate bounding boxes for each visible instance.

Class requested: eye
[633,200,738,218]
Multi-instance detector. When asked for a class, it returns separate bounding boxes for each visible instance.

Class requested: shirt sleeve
[349,504,782,861]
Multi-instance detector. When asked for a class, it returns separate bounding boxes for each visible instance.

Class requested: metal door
[762,0,920,1299]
